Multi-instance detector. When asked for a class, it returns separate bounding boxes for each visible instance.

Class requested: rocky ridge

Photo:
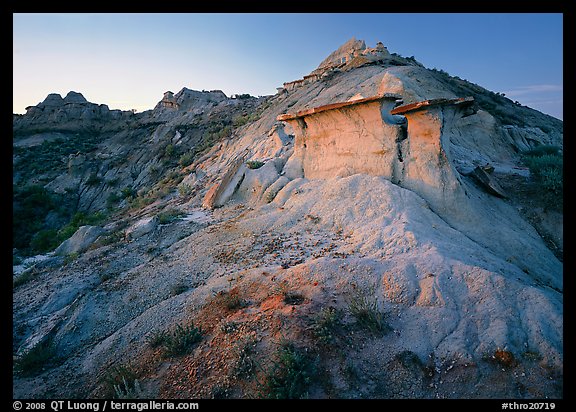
[13,39,563,399]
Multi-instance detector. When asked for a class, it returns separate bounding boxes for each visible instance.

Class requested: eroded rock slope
[13,38,562,399]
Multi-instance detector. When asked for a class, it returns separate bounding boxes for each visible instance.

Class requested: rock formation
[13,38,563,400]
[14,91,133,134]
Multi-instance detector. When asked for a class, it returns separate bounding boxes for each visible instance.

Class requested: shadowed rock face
[14,91,133,134]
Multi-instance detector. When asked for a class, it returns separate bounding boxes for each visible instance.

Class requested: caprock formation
[13,38,563,399]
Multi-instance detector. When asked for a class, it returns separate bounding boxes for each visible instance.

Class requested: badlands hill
[12,38,563,399]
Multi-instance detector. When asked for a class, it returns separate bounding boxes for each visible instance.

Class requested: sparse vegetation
[85,173,103,186]
[14,339,57,377]
[178,152,194,167]
[13,270,37,288]
[114,377,144,399]
[170,282,189,296]
[522,145,563,194]
[493,348,516,367]
[283,291,304,305]
[164,143,176,158]
[160,323,203,358]
[264,188,279,203]
[146,330,170,349]
[263,342,316,399]
[233,337,259,379]
[13,132,101,182]
[213,289,248,311]
[178,183,194,197]
[101,364,138,399]
[310,306,343,345]
[233,112,259,127]
[246,160,265,169]
[120,187,137,200]
[157,208,185,224]
[347,289,391,336]
[13,183,107,256]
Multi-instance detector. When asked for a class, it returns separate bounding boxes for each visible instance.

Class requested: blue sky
[13,13,563,119]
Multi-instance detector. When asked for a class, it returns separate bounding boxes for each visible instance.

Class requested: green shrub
[213,289,248,311]
[178,152,194,167]
[146,330,169,348]
[233,337,258,379]
[13,185,59,251]
[157,208,185,224]
[101,365,138,399]
[310,307,343,345]
[30,229,59,253]
[170,282,189,296]
[106,192,120,208]
[85,174,102,186]
[523,145,562,157]
[539,167,563,193]
[56,211,107,247]
[121,187,137,199]
[178,183,193,197]
[13,270,36,288]
[161,323,203,357]
[246,160,265,169]
[263,342,315,399]
[283,291,304,305]
[348,292,391,336]
[522,146,563,194]
[14,339,57,376]
[164,144,176,158]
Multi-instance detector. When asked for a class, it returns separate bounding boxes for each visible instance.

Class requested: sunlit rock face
[278,94,404,180]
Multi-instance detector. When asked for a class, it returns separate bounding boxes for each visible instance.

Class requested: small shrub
[114,376,144,399]
[106,192,120,208]
[170,282,188,296]
[98,231,124,246]
[157,208,185,225]
[13,271,36,288]
[263,342,315,399]
[164,144,176,158]
[162,323,203,357]
[522,147,563,194]
[310,307,343,345]
[64,252,79,265]
[85,174,102,186]
[101,365,138,399]
[264,189,278,203]
[539,167,563,193]
[233,337,258,379]
[120,187,137,200]
[99,271,117,283]
[178,183,194,197]
[14,339,57,376]
[523,145,562,157]
[178,152,194,167]
[29,229,59,254]
[215,289,248,311]
[283,291,304,306]
[146,330,169,348]
[493,349,516,367]
[246,160,265,169]
[348,291,391,336]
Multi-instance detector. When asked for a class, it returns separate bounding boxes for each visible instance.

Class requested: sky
[13,13,563,120]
